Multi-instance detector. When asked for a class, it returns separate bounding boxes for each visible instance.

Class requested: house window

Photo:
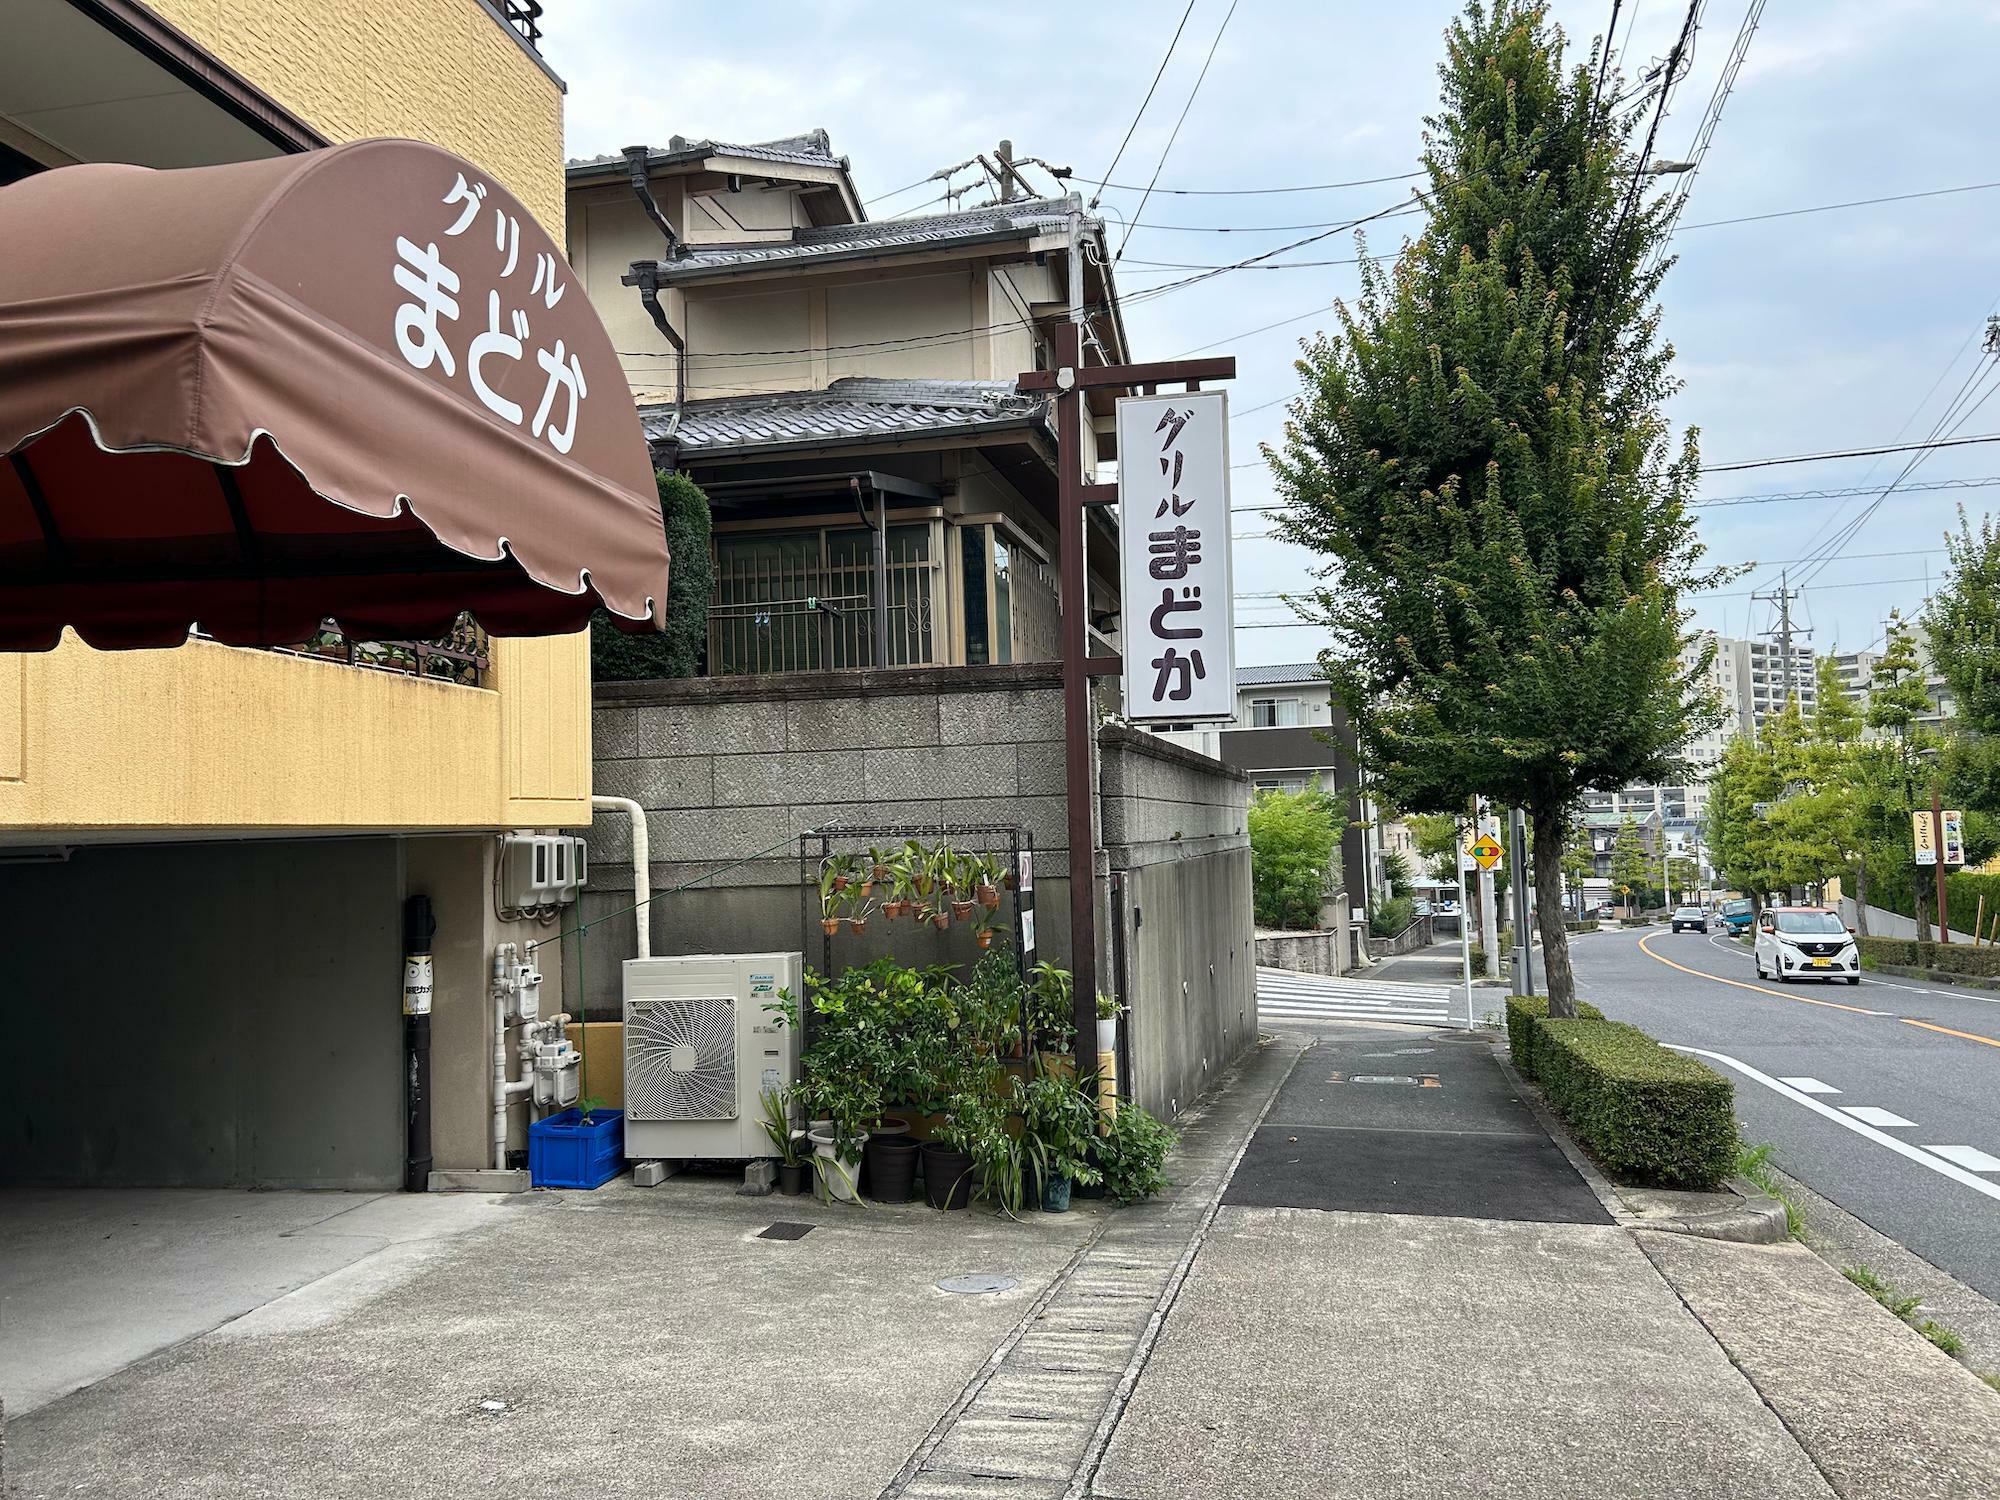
[1250,697,1301,728]
[709,523,935,675]
[1254,777,1309,795]
[961,524,1013,666]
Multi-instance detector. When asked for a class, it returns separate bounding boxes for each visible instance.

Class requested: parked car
[1595,902,1619,919]
[1670,906,1708,933]
[1753,906,1860,985]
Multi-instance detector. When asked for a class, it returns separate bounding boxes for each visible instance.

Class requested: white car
[1753,906,1860,985]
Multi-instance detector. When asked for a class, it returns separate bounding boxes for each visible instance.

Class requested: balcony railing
[491,0,544,50]
[197,616,490,687]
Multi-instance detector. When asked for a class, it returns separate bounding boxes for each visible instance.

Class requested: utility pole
[1750,572,1810,718]
[1016,241,1232,1085]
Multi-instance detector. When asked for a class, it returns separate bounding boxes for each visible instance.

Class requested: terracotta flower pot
[976,883,1000,910]
[882,900,906,919]
[931,912,950,931]
[914,876,932,896]
[1002,870,1017,890]
[848,916,869,934]
[872,864,890,883]
[975,929,994,949]
[820,917,840,935]
[833,875,850,892]
[859,880,875,899]
[951,899,974,921]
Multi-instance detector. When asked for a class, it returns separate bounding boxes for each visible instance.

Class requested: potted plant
[758,1086,809,1196]
[869,846,892,886]
[922,1092,987,1211]
[880,848,915,920]
[970,908,998,950]
[818,863,848,936]
[973,854,1002,911]
[949,851,977,922]
[927,842,958,899]
[1022,1063,1104,1213]
[1095,992,1120,1055]
[847,896,873,935]
[907,839,934,897]
[918,901,948,932]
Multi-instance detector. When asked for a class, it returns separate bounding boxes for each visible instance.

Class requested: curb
[1496,1052,1790,1245]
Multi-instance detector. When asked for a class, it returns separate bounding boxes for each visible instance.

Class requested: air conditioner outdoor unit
[623,952,802,1160]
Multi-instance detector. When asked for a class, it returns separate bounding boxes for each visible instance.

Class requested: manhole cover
[758,1222,815,1241]
[938,1273,1018,1295]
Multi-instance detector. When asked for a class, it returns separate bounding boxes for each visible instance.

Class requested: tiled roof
[647,195,1091,282]
[568,130,841,176]
[641,378,1050,455]
[1236,663,1328,688]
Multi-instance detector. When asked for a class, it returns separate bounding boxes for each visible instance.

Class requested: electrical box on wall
[499,833,587,908]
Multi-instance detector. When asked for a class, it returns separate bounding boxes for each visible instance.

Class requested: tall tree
[1609,815,1651,912]
[1922,506,2000,734]
[1270,0,1724,1013]
[1811,654,1863,746]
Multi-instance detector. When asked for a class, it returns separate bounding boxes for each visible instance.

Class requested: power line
[1644,0,1766,277]
[1116,0,1241,265]
[1086,0,1198,211]
[1702,431,2000,473]
[1095,170,1426,197]
[862,176,934,208]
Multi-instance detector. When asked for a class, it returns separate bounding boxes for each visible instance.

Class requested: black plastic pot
[776,1160,808,1196]
[1072,1142,1107,1199]
[864,1133,920,1203]
[1041,1172,1073,1213]
[921,1141,974,1210]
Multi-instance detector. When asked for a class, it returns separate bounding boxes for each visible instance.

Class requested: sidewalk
[1095,1028,2000,1500]
[8,1027,1995,1498]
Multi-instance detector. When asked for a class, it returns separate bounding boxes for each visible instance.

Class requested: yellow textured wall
[0,0,591,838]
[150,0,564,228]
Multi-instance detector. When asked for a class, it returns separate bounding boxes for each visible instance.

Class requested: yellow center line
[1901,1017,2000,1049]
[1635,932,1884,1016]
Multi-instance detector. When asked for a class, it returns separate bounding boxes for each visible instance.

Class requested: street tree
[1922,506,2000,735]
[1269,0,1726,1015]
[1609,815,1651,912]
[1811,654,1864,746]
[1869,613,1940,933]
[1406,811,1465,883]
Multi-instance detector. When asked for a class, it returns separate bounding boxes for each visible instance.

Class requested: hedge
[1858,934,2000,977]
[1533,1020,1736,1189]
[1504,994,1603,1079]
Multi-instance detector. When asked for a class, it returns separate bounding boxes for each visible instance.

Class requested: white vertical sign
[1116,390,1235,723]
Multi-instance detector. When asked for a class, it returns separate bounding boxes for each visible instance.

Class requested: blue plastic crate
[528,1107,625,1189]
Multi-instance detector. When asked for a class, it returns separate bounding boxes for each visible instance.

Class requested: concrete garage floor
[0,1188,516,1416]
[3,1177,1096,1500]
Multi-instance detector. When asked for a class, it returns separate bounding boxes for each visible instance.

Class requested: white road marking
[1861,976,2000,1003]
[1922,1144,2000,1172]
[1779,1076,1841,1095]
[1841,1105,1917,1128]
[1665,1046,2000,1205]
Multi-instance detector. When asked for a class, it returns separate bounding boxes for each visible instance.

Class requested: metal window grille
[707,524,935,675]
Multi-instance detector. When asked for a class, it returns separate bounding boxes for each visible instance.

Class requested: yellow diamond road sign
[1467,835,1504,871]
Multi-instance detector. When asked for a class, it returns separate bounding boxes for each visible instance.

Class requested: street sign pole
[1457,814,1475,1029]
[1509,805,1534,996]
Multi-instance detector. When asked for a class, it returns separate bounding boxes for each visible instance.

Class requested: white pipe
[492,942,515,1171]
[591,795,651,959]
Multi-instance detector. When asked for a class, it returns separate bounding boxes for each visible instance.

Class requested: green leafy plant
[955,1081,1026,1217]
[1022,1062,1104,1196]
[575,1094,605,1128]
[1096,992,1119,1021]
[589,470,714,681]
[1531,1019,1736,1189]
[1028,961,1075,1053]
[1735,1142,1804,1240]
[758,1086,801,1167]
[1097,1103,1175,1204]
[1369,894,1417,939]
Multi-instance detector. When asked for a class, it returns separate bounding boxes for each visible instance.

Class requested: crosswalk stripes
[1256,966,1457,1028]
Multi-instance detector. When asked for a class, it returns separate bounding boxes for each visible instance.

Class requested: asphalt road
[1568,924,2000,1300]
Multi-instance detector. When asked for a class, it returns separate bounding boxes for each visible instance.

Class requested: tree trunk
[1532,802,1578,1016]
[1854,852,1869,937]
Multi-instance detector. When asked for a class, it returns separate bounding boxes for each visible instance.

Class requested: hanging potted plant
[970,908,998,950]
[917,901,949,932]
[869,846,892,886]
[847,896,873,935]
[948,852,977,922]
[927,842,958,899]
[907,839,934,897]
[1095,992,1121,1055]
[824,851,861,894]
[758,1086,809,1196]
[973,854,1002,911]
[880,848,916,920]
[818,871,845,936]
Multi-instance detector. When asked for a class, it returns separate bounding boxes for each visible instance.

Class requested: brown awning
[0,138,668,650]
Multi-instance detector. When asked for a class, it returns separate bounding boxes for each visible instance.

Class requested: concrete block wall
[577,664,1078,1018]
[1099,728,1257,1120]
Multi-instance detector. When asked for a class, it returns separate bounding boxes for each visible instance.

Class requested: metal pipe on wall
[591,795,651,960]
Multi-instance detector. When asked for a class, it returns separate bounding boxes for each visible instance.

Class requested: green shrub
[1097,1103,1176,1203]
[1503,994,1603,1079]
[1369,894,1417,938]
[1858,934,2000,977]
[1249,788,1341,930]
[1857,935,1923,967]
[590,470,714,681]
[1533,1020,1736,1189]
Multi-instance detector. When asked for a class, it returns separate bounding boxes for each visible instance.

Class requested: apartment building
[1,0,657,1190]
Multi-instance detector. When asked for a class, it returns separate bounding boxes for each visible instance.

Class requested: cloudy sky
[545,0,2000,668]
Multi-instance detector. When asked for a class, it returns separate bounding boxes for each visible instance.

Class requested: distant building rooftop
[1236,663,1328,688]
[641,377,1050,459]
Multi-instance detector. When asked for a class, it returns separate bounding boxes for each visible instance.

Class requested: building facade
[1,0,592,1189]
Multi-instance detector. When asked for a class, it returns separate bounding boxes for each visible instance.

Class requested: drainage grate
[758,1221,816,1241]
